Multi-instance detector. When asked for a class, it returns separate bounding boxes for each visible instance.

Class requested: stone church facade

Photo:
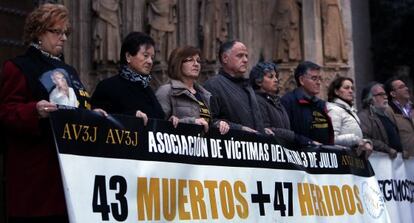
[1,0,373,98]
[0,0,375,220]
[61,0,357,99]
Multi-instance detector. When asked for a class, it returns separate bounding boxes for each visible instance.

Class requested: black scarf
[10,45,90,109]
[119,65,152,88]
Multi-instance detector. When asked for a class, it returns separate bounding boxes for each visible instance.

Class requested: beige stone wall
[0,1,375,220]
[62,0,355,99]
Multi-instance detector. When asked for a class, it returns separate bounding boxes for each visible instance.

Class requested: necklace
[30,42,61,61]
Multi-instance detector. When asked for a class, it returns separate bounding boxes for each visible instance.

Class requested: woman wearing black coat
[91,32,164,124]
[249,62,313,146]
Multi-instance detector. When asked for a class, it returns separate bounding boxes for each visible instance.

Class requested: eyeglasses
[47,29,71,37]
[182,58,201,64]
[373,92,387,97]
[304,74,323,82]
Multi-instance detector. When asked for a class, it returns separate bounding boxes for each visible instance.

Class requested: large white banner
[51,109,391,222]
[369,152,414,223]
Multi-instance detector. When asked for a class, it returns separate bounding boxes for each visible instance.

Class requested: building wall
[351,0,374,108]
[61,0,356,98]
[0,0,374,221]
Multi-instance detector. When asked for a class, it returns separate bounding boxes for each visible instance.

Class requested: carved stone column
[63,0,98,92]
[92,0,121,65]
[298,0,353,99]
[319,0,353,100]
[271,0,302,64]
[266,0,302,95]
[197,0,230,80]
[121,0,145,36]
[351,0,373,108]
[302,0,323,65]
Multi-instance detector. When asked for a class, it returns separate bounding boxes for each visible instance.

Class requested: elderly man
[358,82,401,158]
[384,77,413,159]
[204,40,265,133]
[281,61,334,145]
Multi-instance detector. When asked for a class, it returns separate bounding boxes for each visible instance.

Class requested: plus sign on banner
[50,109,392,223]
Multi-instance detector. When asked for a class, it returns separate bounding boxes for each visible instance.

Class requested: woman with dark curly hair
[249,61,314,145]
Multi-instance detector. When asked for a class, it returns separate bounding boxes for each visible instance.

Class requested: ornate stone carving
[271,0,302,63]
[147,0,177,65]
[52,0,355,95]
[277,66,297,96]
[321,0,348,65]
[199,0,229,63]
[92,0,122,64]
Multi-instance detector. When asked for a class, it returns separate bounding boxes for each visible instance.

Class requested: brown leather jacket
[358,107,397,154]
[385,101,414,156]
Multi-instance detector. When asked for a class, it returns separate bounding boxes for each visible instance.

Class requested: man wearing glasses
[358,82,402,158]
[384,78,413,159]
[281,61,334,146]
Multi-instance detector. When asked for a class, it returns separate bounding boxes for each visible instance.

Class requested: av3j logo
[362,181,385,219]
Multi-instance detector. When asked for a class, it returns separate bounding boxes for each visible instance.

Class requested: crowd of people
[0,3,413,222]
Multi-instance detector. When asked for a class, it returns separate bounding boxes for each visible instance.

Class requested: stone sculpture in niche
[92,0,121,64]
[199,0,229,63]
[147,0,177,65]
[271,0,302,63]
[321,0,348,65]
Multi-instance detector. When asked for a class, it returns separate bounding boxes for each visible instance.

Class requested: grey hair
[218,40,238,64]
[361,82,384,109]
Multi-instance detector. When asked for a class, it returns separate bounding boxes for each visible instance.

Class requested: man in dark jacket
[358,82,401,158]
[204,40,265,133]
[281,61,334,145]
[384,77,413,158]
